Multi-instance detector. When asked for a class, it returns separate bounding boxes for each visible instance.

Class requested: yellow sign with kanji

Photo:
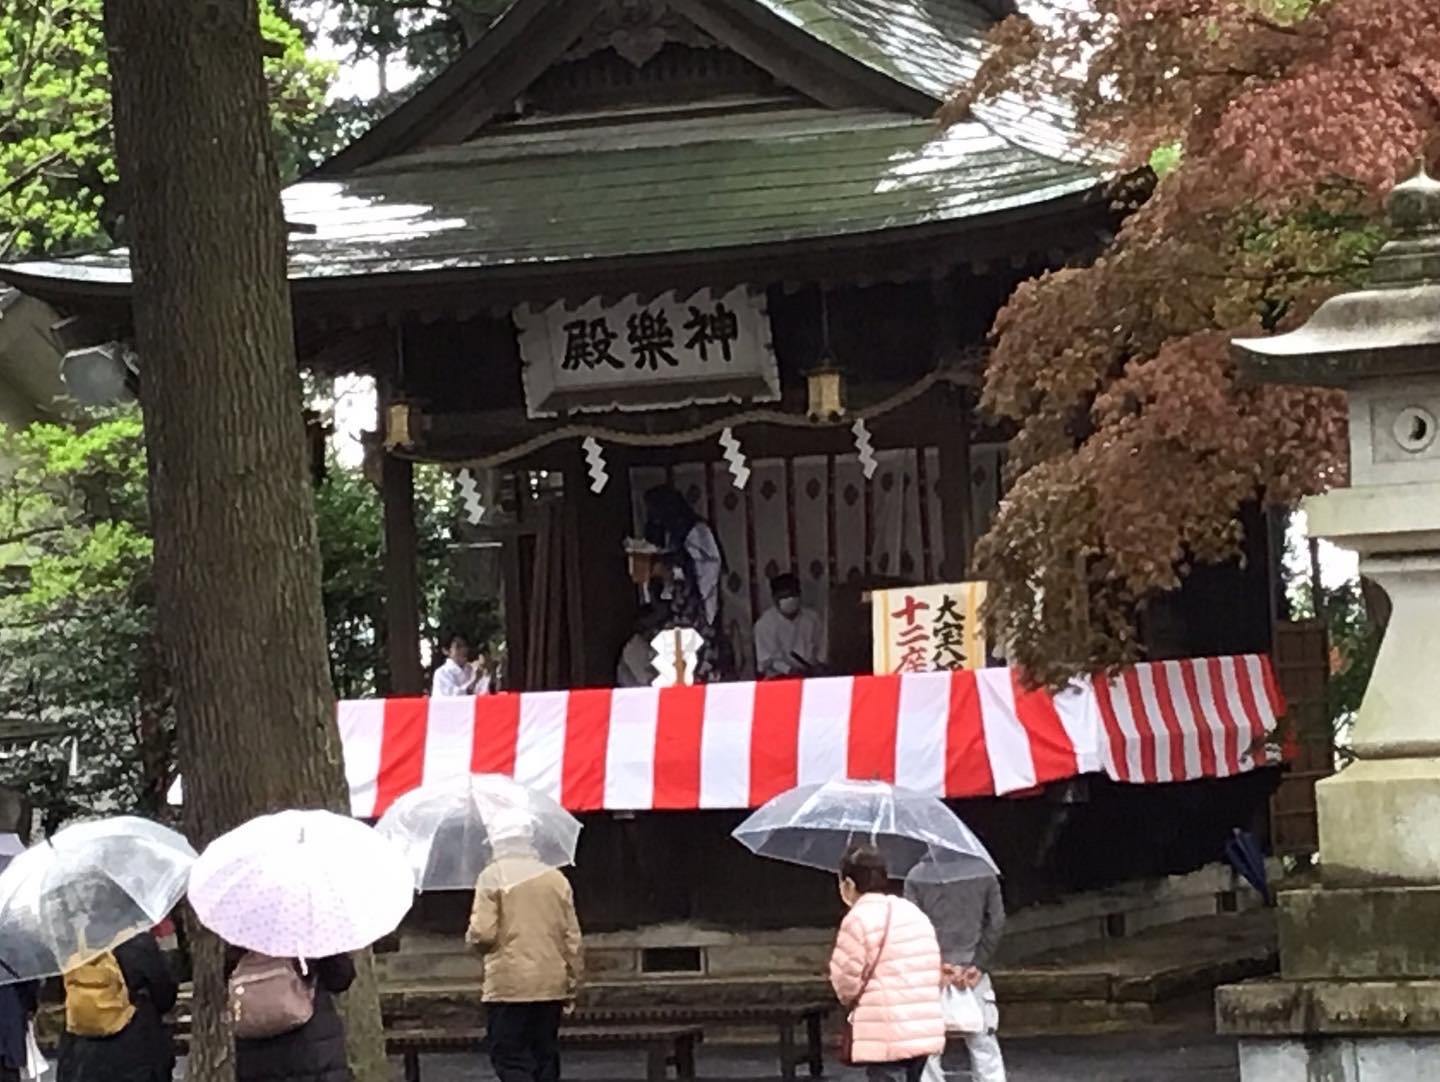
[871,582,987,674]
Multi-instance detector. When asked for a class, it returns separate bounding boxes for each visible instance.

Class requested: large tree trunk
[102,2,387,1080]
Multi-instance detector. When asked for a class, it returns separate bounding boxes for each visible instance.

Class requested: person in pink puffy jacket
[829,845,946,1082]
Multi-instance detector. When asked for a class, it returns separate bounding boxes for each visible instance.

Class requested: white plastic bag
[23,1021,51,1080]
[941,984,986,1035]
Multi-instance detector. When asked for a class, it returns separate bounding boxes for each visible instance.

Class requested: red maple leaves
[964,0,1438,684]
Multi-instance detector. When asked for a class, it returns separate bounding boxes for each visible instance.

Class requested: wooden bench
[113,998,832,1079]
[572,1002,834,1080]
[388,1024,704,1082]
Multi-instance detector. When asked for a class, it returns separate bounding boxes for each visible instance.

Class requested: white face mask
[777,597,801,617]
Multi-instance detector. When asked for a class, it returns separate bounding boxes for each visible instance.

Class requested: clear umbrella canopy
[189,809,414,959]
[0,835,23,875]
[376,773,582,892]
[0,816,196,983]
[732,779,1000,883]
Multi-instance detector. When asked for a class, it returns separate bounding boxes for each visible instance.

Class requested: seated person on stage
[753,572,827,678]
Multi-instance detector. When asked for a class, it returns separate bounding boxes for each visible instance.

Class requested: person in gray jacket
[904,867,1007,1082]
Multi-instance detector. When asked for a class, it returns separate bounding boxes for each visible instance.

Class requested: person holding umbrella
[0,818,195,1082]
[829,845,945,1082]
[56,924,178,1082]
[466,810,583,1082]
[224,949,355,1082]
[905,860,1008,1082]
[377,776,585,1082]
[188,810,415,1082]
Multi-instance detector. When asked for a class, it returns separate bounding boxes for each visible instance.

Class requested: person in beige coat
[466,826,583,1082]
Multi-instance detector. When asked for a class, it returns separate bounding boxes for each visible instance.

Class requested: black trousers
[488,1001,564,1082]
[864,1058,925,1082]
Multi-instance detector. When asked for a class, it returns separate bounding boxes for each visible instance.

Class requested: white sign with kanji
[515,286,780,418]
[871,582,988,675]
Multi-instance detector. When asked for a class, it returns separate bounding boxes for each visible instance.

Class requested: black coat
[57,932,178,1082]
[0,981,36,1072]
[225,952,356,1082]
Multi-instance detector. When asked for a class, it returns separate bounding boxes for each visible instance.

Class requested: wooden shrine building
[2,0,1316,933]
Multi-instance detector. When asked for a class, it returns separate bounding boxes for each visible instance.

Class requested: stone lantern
[1219,164,1440,1079]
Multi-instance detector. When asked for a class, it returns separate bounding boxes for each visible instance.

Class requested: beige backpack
[228,953,316,1039]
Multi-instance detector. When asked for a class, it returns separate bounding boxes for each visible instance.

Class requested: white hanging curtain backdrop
[629,445,1006,678]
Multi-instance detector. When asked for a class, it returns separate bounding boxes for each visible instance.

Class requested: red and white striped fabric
[1094,654,1281,784]
[337,654,1284,818]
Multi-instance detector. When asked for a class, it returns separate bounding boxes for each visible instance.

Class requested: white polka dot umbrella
[189,810,414,958]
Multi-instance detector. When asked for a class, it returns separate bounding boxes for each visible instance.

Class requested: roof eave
[1234,282,1440,388]
[1,177,1111,313]
[314,0,944,177]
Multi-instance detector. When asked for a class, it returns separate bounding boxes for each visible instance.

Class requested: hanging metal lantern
[383,401,416,450]
[806,364,847,421]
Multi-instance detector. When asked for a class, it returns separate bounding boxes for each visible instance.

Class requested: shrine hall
[2,0,1326,938]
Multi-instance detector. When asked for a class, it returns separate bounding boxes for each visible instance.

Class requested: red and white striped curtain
[338,654,1284,818]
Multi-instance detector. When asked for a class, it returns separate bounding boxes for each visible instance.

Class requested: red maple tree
[960,0,1440,683]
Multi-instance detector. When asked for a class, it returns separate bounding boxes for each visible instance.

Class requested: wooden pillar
[937,387,975,580]
[932,277,976,580]
[381,451,424,695]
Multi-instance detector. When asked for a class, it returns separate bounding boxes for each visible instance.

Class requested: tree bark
[101,2,387,1080]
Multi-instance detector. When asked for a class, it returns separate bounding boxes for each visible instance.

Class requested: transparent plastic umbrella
[0,835,23,874]
[0,816,196,983]
[732,779,999,882]
[189,809,414,958]
[376,773,582,892]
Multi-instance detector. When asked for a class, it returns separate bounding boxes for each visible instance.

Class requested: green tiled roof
[756,0,1089,162]
[761,0,993,99]
[0,1,1111,293]
[1,110,1100,287]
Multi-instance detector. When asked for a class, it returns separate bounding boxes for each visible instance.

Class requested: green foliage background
[0,412,493,824]
[0,0,332,258]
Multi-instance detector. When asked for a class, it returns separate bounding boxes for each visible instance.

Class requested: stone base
[1238,1037,1440,1081]
[1317,758,1440,885]
[1219,978,1440,1081]
[1280,886,1440,980]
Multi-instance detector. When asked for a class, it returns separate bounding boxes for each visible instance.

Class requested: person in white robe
[753,573,827,678]
[432,634,490,697]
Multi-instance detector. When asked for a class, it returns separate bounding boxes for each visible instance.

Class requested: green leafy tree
[1287,568,1379,760]
[0,0,332,258]
[317,454,498,698]
[0,413,488,822]
[0,414,167,828]
[307,0,510,145]
[323,0,507,84]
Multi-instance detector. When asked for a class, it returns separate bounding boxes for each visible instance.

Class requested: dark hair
[770,572,801,598]
[643,485,699,549]
[444,632,470,650]
[840,844,889,895]
[635,602,668,634]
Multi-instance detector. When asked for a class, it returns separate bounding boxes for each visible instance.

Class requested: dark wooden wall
[405,768,1279,937]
